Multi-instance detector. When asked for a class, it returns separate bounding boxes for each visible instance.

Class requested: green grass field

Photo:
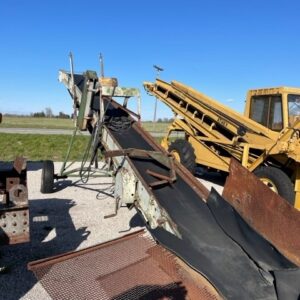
[0,133,162,161]
[1,116,171,132]
[0,117,169,161]
[0,133,90,161]
[1,116,74,129]
[141,121,170,133]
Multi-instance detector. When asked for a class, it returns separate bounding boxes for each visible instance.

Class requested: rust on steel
[105,148,175,173]
[0,157,29,245]
[28,230,220,300]
[132,122,210,200]
[223,159,300,266]
[13,156,27,174]
[104,147,177,186]
[146,169,173,182]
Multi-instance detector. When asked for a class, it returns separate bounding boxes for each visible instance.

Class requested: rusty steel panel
[0,157,29,245]
[13,156,27,174]
[223,159,300,266]
[28,230,221,300]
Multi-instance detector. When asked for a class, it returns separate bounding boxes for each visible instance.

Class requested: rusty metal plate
[13,156,27,174]
[0,157,29,245]
[28,230,220,300]
[0,208,29,245]
[223,159,300,266]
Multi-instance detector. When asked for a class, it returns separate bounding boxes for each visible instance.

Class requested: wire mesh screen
[28,230,220,300]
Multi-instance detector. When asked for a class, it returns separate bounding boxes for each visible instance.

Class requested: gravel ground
[0,162,223,300]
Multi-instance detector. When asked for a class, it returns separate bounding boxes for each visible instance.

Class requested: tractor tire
[40,160,54,194]
[254,166,295,205]
[168,139,196,173]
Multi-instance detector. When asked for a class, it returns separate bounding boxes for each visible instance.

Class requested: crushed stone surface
[0,162,222,300]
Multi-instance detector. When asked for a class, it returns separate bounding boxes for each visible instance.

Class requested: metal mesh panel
[29,230,220,300]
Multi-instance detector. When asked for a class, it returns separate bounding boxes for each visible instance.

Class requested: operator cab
[245,87,300,131]
[288,94,300,126]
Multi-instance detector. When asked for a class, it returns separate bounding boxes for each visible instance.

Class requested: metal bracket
[104,196,120,219]
[104,148,177,187]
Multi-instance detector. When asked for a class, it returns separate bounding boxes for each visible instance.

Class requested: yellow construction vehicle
[144,79,300,209]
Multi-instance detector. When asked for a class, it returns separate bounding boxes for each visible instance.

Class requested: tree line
[156,117,174,123]
[32,107,70,119]
[4,107,71,119]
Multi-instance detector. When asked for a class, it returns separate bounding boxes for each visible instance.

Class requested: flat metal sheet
[28,230,220,300]
[223,159,300,266]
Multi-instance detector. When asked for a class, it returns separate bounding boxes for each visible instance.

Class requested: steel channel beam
[101,126,180,236]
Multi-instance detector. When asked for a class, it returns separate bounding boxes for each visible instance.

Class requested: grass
[0,133,164,161]
[0,117,171,161]
[0,133,90,161]
[141,122,170,133]
[1,116,74,129]
[1,116,171,132]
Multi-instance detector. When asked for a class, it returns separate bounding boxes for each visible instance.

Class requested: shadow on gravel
[129,212,146,228]
[0,198,90,300]
[53,179,73,193]
[71,180,115,200]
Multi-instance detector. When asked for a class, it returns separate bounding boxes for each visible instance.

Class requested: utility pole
[99,53,105,78]
[153,65,164,124]
[69,52,78,122]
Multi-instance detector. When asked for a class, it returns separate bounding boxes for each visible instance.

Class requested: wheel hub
[170,150,180,162]
[260,177,279,193]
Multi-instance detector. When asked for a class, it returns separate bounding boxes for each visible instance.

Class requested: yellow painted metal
[260,177,279,193]
[282,93,289,129]
[165,118,230,171]
[294,166,300,209]
[170,150,180,162]
[144,79,300,208]
[188,136,230,171]
[242,144,250,167]
[171,81,278,141]
[244,86,300,124]
[161,137,169,150]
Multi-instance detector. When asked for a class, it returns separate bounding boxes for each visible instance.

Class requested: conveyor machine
[30,68,300,300]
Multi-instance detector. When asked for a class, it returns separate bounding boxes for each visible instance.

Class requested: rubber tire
[41,160,54,194]
[168,139,196,173]
[254,166,295,205]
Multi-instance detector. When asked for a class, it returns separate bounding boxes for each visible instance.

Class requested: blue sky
[1,0,300,120]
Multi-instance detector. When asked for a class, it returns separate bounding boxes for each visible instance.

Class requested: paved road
[0,127,166,137]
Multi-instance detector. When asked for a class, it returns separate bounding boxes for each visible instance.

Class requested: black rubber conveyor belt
[102,102,300,300]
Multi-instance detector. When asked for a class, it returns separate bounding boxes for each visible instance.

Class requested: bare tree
[45,107,53,118]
